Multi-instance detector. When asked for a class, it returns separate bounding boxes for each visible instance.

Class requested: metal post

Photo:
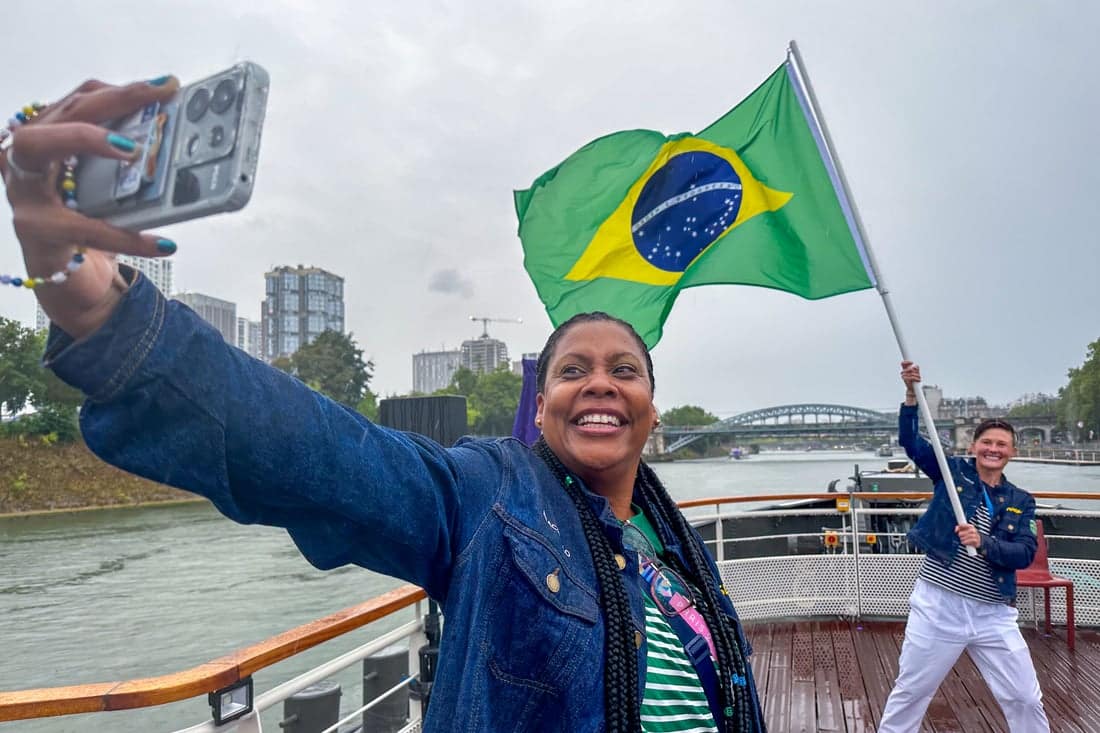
[786,40,974,554]
[715,505,725,563]
[408,600,441,720]
[405,600,427,725]
[850,495,863,618]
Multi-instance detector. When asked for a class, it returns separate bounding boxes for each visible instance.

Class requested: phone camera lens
[186,88,211,122]
[210,79,237,114]
[209,125,225,147]
[173,169,201,206]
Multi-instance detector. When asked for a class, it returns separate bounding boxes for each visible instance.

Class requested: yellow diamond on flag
[564,136,792,287]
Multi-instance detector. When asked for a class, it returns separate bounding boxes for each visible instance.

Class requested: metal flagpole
[785,40,975,554]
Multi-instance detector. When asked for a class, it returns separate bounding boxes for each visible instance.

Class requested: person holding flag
[877,362,1049,732]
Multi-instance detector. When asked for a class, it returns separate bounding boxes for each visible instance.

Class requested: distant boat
[729,447,746,460]
[876,443,893,457]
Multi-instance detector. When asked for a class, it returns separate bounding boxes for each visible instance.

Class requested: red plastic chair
[1016,519,1075,650]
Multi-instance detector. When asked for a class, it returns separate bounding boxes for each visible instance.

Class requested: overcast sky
[2,1,1096,417]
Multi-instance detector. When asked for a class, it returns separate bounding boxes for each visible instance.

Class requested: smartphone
[75,61,269,230]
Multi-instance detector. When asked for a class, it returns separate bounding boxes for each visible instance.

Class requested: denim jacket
[44,269,764,732]
[899,404,1038,602]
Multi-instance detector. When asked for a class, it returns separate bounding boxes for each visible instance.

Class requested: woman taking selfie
[2,76,764,732]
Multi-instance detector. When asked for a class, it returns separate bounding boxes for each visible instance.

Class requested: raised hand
[1,76,180,337]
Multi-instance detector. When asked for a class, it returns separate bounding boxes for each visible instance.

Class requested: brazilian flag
[515,61,876,348]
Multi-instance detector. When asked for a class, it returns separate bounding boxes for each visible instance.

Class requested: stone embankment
[0,436,196,515]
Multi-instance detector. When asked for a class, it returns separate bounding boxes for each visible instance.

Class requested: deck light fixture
[209,677,253,725]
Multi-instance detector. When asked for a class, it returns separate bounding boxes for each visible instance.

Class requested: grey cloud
[428,269,474,298]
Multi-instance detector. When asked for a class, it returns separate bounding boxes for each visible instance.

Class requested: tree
[1006,393,1060,419]
[357,391,378,422]
[275,330,375,408]
[0,318,42,416]
[432,366,522,435]
[0,319,82,441]
[660,405,719,426]
[436,367,478,398]
[471,366,523,436]
[1061,338,1100,440]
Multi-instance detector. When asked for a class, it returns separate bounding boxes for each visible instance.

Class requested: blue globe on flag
[630,151,744,272]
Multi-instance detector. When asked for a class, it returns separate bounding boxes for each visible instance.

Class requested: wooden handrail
[0,584,426,722]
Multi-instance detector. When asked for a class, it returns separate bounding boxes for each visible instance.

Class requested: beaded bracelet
[0,101,45,145]
[1,249,87,290]
[2,101,86,290]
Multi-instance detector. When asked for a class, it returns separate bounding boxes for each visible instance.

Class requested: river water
[2,451,1098,732]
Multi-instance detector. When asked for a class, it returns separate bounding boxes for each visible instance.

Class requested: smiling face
[970,427,1016,480]
[536,320,657,497]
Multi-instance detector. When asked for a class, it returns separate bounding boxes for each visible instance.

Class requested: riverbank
[0,436,194,515]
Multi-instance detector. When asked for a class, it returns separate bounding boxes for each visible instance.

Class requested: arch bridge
[662,403,897,453]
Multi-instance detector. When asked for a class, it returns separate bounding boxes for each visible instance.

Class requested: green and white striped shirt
[629,512,718,733]
[640,593,719,732]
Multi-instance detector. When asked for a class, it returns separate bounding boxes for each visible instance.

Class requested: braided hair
[534,312,756,732]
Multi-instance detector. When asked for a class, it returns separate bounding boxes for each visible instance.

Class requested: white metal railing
[1015,447,1100,463]
[172,606,428,733]
[690,495,1100,627]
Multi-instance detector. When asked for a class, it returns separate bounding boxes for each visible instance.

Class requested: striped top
[639,593,718,733]
[629,512,718,733]
[918,502,1005,604]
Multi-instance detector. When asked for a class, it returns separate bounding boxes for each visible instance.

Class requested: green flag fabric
[515,61,876,348]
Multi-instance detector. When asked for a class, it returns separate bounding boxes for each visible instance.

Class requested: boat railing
[1014,447,1100,463]
[3,492,1098,732]
[0,585,429,732]
[683,491,1100,627]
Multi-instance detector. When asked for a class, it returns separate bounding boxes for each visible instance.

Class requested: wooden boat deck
[745,619,1098,732]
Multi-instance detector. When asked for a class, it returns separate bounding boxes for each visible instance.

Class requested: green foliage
[274,330,375,408]
[1,404,81,443]
[5,471,29,507]
[470,367,523,436]
[0,319,83,443]
[436,367,478,398]
[1006,394,1060,419]
[432,365,522,435]
[660,404,719,426]
[357,391,379,422]
[0,318,42,416]
[1061,338,1100,439]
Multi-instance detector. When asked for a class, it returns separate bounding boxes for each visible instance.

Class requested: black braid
[534,438,640,733]
[533,310,758,731]
[637,462,757,732]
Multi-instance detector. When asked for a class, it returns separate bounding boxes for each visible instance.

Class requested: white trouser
[878,578,1049,733]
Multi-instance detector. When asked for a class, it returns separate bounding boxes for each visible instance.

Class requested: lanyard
[636,560,724,726]
[637,559,716,658]
[981,485,995,520]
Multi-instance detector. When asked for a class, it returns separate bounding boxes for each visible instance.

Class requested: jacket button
[998,496,1005,503]
[997,576,1004,583]
[1007,524,1014,531]
[635,631,643,648]
[546,570,561,594]
[614,554,627,570]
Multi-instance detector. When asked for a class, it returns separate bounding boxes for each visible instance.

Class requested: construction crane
[470,315,523,338]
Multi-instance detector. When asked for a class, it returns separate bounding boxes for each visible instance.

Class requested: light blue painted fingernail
[156,239,177,254]
[107,133,137,152]
[148,75,172,86]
